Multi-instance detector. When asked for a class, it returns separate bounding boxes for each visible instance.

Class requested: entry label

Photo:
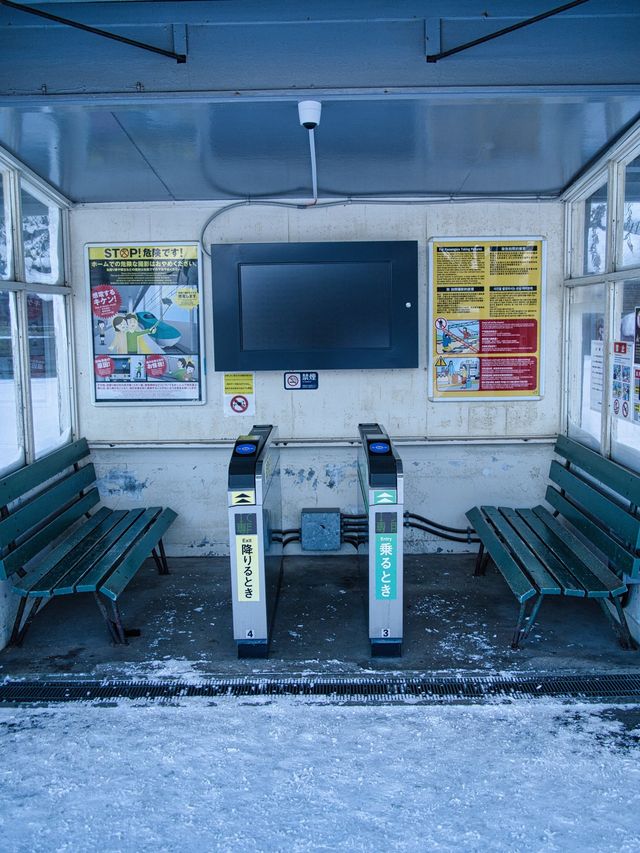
[375,512,397,601]
[235,513,260,602]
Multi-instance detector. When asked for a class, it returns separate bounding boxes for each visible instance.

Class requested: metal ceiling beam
[0,0,187,62]
[1,84,639,109]
[426,0,591,63]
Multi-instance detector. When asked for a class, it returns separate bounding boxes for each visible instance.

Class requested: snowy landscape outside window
[584,182,608,275]
[0,153,72,474]
[0,290,23,471]
[0,176,11,280]
[21,183,61,285]
[565,127,640,467]
[623,155,640,269]
[566,283,605,452]
[27,293,71,457]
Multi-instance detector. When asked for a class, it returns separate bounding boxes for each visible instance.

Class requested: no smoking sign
[283,371,319,390]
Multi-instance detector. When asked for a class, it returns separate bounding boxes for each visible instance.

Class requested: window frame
[563,118,640,464]
[0,146,75,475]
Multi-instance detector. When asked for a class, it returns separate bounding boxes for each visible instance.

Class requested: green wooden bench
[466,435,639,650]
[0,438,177,646]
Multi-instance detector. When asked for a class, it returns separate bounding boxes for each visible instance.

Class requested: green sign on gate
[375,512,397,600]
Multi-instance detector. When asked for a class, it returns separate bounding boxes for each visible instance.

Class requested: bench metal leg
[158,538,170,575]
[598,597,638,651]
[93,593,122,644]
[151,547,164,574]
[109,600,128,644]
[473,544,490,577]
[511,595,544,650]
[9,596,43,647]
[151,540,170,575]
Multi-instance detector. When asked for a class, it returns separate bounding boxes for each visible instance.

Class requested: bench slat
[466,507,537,604]
[0,464,96,547]
[555,434,640,506]
[0,489,100,581]
[100,508,178,601]
[549,460,640,550]
[487,507,562,594]
[12,506,113,595]
[545,486,640,578]
[531,506,627,597]
[0,438,90,508]
[76,508,164,594]
[52,509,148,596]
[515,509,586,597]
[26,510,132,598]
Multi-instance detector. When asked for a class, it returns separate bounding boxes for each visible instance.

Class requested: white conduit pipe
[308,127,318,203]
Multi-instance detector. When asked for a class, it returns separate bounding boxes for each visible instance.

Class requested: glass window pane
[0,176,12,281]
[21,184,61,285]
[611,278,640,472]
[584,182,608,275]
[567,283,605,450]
[28,293,71,458]
[623,155,640,269]
[0,290,24,473]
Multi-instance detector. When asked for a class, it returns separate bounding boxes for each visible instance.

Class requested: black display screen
[239,262,391,351]
[212,241,418,371]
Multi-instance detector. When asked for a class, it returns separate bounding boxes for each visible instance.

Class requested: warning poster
[428,238,545,400]
[612,342,632,422]
[223,372,256,417]
[87,243,205,405]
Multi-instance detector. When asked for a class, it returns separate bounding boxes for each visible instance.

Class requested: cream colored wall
[69,199,564,556]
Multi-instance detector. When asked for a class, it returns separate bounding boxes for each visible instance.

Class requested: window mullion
[7,170,25,282]
[605,161,617,276]
[601,280,615,458]
[14,290,35,463]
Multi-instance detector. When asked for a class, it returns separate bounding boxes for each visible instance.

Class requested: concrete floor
[1,554,638,680]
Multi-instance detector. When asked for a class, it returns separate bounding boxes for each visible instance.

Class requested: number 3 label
[381,628,390,638]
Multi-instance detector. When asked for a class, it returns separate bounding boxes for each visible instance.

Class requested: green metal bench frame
[0,438,177,645]
[466,435,639,650]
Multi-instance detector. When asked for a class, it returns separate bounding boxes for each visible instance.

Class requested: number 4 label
[246,629,254,639]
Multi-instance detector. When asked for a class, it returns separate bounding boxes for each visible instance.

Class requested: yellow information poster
[223,372,256,417]
[428,238,545,400]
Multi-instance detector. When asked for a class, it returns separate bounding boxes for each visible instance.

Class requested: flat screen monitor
[211,241,418,370]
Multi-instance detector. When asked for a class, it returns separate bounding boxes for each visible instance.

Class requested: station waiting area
[0,552,637,682]
[1,423,639,684]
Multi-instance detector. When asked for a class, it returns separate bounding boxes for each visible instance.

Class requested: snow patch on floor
[1,699,640,851]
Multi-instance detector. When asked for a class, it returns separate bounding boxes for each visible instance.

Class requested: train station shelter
[1,1,640,679]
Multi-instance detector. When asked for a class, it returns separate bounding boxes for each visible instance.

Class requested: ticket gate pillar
[227,424,282,658]
[357,423,404,656]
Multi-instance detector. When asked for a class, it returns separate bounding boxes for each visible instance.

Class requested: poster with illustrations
[611,342,632,421]
[428,238,545,400]
[87,243,205,404]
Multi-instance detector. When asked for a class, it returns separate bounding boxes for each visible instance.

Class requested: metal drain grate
[3,673,640,704]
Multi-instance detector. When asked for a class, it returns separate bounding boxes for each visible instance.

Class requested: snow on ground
[1,699,640,852]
